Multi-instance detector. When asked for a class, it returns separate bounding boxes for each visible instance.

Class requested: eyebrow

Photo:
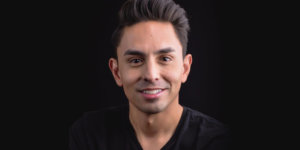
[123,47,175,56]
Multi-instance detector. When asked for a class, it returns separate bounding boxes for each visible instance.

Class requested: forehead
[117,21,182,56]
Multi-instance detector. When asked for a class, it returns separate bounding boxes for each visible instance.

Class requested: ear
[181,54,192,83]
[109,58,123,87]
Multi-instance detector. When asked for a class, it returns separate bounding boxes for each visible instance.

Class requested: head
[109,0,192,114]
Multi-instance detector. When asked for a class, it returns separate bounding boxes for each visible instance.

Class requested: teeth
[143,89,162,94]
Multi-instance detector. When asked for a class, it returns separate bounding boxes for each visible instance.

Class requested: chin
[136,101,170,114]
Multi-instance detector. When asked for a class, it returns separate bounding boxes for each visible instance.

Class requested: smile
[142,89,162,94]
[138,88,165,99]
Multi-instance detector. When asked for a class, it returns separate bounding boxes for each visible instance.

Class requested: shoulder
[69,105,129,149]
[182,106,232,149]
[184,106,228,131]
[70,105,128,134]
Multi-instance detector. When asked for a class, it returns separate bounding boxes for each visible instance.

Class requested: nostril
[143,77,159,82]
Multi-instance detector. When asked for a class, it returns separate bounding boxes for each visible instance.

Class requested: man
[69,0,231,149]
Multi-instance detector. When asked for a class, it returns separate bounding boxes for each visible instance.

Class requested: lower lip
[140,89,165,100]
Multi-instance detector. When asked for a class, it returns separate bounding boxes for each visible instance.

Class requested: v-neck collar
[125,106,187,150]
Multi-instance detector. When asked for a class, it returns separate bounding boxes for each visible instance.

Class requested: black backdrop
[19,0,283,149]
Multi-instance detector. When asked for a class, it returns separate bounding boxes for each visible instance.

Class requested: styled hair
[111,0,190,58]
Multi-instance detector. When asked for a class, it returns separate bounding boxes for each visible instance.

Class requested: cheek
[161,64,183,86]
[120,68,141,100]
[120,67,141,88]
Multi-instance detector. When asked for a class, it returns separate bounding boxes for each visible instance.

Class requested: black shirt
[69,105,231,150]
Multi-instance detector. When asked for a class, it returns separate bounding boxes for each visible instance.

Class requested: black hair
[111,0,190,58]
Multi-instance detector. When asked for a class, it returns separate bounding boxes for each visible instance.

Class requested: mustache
[135,80,170,90]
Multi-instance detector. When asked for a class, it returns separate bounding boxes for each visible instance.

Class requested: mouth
[138,88,166,99]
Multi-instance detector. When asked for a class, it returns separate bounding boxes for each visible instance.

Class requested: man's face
[109,21,192,114]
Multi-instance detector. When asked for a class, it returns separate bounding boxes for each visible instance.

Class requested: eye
[129,58,144,66]
[161,57,171,62]
[130,58,142,63]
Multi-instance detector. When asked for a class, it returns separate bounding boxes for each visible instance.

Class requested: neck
[129,99,183,138]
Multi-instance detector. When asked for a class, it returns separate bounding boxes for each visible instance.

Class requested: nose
[142,59,159,82]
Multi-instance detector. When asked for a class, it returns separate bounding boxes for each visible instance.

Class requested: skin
[109,21,192,150]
